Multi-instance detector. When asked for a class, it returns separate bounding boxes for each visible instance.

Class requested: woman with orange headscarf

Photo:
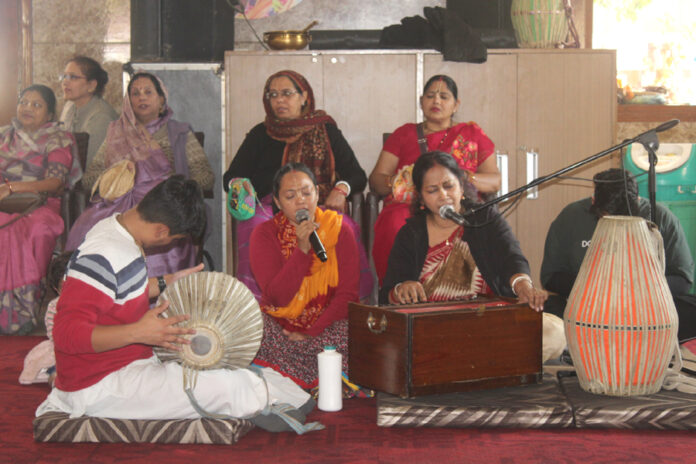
[223,70,370,301]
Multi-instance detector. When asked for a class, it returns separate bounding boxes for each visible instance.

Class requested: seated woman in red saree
[250,163,359,389]
[0,85,77,334]
[369,74,501,284]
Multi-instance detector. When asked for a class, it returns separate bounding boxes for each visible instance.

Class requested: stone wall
[32,0,129,113]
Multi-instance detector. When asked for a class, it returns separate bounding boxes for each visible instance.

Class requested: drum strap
[662,342,696,394]
[184,367,325,434]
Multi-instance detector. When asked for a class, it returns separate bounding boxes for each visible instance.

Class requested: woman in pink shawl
[65,72,213,277]
[0,85,76,334]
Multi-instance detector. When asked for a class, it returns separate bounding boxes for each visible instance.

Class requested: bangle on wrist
[334,180,350,197]
[332,186,348,197]
[390,282,403,302]
[4,178,13,194]
[510,275,532,296]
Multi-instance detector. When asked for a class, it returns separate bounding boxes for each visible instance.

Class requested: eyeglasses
[266,89,299,100]
[59,73,87,82]
[18,99,45,109]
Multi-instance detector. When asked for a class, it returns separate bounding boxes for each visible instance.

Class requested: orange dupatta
[262,207,343,329]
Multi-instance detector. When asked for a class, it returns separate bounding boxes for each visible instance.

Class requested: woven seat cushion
[560,374,696,430]
[34,412,254,444]
[377,373,573,428]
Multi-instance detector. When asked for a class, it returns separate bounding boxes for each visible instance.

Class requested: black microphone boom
[295,209,328,262]
[655,119,680,133]
[463,119,680,220]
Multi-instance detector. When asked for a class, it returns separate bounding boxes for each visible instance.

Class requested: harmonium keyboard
[348,298,542,398]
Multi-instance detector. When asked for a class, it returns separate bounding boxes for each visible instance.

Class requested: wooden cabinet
[225,49,616,284]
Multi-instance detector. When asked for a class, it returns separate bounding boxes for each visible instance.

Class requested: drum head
[154,272,263,371]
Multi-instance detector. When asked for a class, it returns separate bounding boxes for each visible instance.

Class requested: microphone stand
[463,119,679,220]
[633,129,659,223]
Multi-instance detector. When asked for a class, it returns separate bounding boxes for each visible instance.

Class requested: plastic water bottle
[317,345,343,412]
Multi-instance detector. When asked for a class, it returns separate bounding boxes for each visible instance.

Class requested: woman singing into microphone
[381,152,550,309]
[380,152,565,361]
[249,162,360,389]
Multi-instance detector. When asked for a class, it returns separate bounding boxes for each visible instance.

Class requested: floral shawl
[0,119,76,188]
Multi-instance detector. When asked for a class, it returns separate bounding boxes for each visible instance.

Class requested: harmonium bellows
[348,298,542,398]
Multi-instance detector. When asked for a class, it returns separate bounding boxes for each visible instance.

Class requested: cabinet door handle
[496,151,508,196]
[526,149,538,199]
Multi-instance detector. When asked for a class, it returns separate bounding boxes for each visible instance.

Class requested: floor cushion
[377,373,574,428]
[559,373,696,430]
[33,411,254,444]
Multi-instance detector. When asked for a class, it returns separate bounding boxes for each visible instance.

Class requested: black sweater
[379,209,531,304]
[223,122,367,198]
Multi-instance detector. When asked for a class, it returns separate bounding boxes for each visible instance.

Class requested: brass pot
[263,20,317,51]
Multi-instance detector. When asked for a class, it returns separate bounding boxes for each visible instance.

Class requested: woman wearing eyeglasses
[0,85,78,334]
[65,72,214,278]
[59,56,118,166]
[222,70,370,301]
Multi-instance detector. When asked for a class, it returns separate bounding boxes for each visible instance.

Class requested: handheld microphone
[439,204,467,226]
[295,209,328,262]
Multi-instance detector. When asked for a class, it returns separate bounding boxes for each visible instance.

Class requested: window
[592,0,696,121]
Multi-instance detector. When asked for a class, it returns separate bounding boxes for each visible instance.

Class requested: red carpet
[3,336,695,463]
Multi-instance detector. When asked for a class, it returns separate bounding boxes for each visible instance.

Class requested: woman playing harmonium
[380,151,544,308]
[222,70,370,301]
[0,85,78,334]
[249,163,359,389]
[380,152,565,361]
[369,74,501,284]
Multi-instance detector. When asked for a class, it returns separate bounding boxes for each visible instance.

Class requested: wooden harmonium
[349,298,542,398]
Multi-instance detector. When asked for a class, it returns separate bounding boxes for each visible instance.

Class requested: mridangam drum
[154,272,263,391]
[564,216,679,396]
[511,0,569,48]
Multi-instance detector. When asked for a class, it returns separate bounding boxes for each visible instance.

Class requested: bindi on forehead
[428,84,451,94]
[425,166,457,181]
[131,79,156,91]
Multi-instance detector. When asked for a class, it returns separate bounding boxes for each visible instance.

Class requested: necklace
[424,122,451,149]
[438,128,450,149]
